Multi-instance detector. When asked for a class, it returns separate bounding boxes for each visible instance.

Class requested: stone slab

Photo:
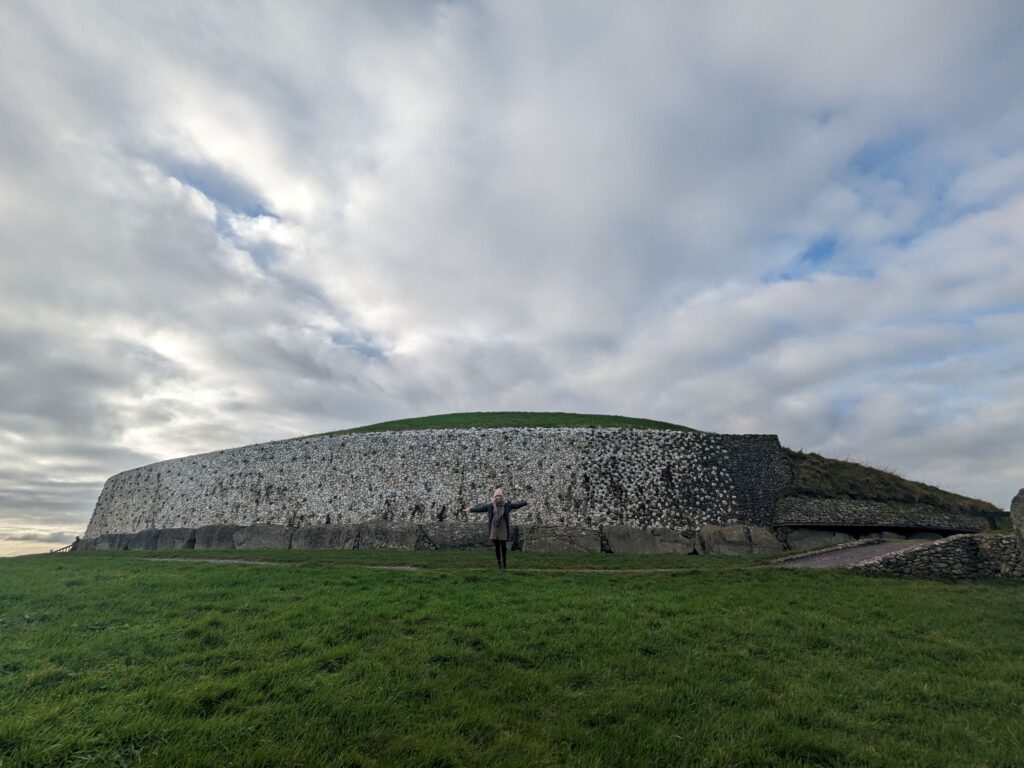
[784,528,855,552]
[156,528,196,549]
[1012,489,1024,549]
[601,525,695,555]
[356,520,420,550]
[520,525,602,553]
[416,522,493,550]
[697,524,784,556]
[291,524,360,550]
[232,524,292,550]
[195,524,243,550]
[125,529,162,550]
[93,533,131,551]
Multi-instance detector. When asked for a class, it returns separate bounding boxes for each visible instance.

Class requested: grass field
[320,411,695,435]
[3,550,1023,767]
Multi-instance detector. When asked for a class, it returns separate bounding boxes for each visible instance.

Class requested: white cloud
[2,1,1023,547]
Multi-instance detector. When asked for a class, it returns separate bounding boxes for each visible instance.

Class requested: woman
[462,488,528,569]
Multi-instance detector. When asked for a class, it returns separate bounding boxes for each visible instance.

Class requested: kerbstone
[784,528,855,552]
[697,524,784,556]
[417,522,492,550]
[520,525,602,553]
[157,528,196,549]
[195,524,242,550]
[601,525,695,555]
[357,520,419,550]
[291,524,360,550]
[125,529,161,550]
[233,524,292,550]
[1012,489,1024,549]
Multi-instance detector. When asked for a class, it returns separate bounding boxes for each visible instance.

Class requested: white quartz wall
[84,428,790,537]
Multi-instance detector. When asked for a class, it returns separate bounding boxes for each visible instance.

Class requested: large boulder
[520,525,602,553]
[195,524,242,550]
[291,524,360,550]
[697,524,784,556]
[93,532,131,551]
[784,528,855,552]
[156,528,196,549]
[356,520,419,550]
[125,529,162,550]
[417,522,492,550]
[233,524,292,550]
[1012,489,1024,549]
[601,525,695,555]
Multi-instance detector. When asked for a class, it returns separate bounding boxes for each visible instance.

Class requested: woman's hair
[492,487,504,498]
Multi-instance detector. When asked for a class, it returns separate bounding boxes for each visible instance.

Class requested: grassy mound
[321,411,695,435]
[3,550,1023,766]
[784,449,1003,516]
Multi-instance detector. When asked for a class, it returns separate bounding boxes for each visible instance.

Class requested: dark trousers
[492,540,507,568]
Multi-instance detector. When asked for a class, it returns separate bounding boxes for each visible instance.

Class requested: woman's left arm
[509,500,529,510]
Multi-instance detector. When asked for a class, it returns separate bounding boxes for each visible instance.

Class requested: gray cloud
[2,0,1023,551]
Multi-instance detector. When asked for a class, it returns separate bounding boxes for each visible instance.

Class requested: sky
[2,1,1023,556]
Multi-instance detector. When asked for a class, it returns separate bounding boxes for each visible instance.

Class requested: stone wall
[773,497,997,532]
[84,428,793,538]
[853,534,1024,582]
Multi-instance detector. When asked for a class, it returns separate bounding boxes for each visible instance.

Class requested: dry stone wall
[84,428,793,538]
[854,534,1024,582]
[773,497,997,532]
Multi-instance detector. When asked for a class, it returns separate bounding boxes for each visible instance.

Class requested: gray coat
[469,500,528,530]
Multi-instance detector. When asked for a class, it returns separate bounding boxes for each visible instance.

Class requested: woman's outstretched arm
[509,500,529,509]
[463,502,491,514]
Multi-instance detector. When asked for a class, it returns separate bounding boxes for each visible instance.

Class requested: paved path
[775,540,925,569]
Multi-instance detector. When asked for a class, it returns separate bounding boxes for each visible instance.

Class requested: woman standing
[462,488,528,569]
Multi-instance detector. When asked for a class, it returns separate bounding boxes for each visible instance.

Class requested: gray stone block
[907,531,944,541]
[520,525,602,553]
[157,527,196,549]
[232,524,292,550]
[195,524,242,550]
[417,522,491,550]
[93,533,131,551]
[356,520,419,550]
[1012,489,1024,549]
[126,529,161,550]
[291,524,360,550]
[697,524,784,556]
[784,528,855,552]
[877,531,905,540]
[601,525,695,554]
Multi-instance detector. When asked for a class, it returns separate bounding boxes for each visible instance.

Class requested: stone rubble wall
[853,533,1024,582]
[84,428,793,538]
[774,497,997,532]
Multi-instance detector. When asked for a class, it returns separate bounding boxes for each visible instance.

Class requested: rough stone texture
[125,529,162,550]
[855,533,1024,582]
[356,521,420,550]
[601,525,696,555]
[195,524,243,550]
[232,524,292,550]
[520,525,603,553]
[1012,489,1024,549]
[83,428,792,538]
[697,524,785,556]
[90,533,130,551]
[774,497,998,532]
[783,528,855,552]
[291,524,360,550]
[907,531,944,541]
[157,528,196,549]
[877,531,905,540]
[417,522,495,550]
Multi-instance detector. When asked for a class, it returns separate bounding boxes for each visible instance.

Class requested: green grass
[316,411,696,436]
[784,449,1004,517]
[3,550,1024,767]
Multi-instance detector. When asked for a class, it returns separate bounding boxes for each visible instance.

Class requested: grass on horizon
[316,411,696,436]
[2,549,1024,767]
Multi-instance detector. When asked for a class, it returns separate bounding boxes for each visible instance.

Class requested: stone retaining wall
[853,534,1024,582]
[774,497,996,532]
[84,428,792,538]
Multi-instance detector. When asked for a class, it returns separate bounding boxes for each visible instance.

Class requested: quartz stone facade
[84,428,793,538]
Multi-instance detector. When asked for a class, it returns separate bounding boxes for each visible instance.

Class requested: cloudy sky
[2,1,1023,555]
